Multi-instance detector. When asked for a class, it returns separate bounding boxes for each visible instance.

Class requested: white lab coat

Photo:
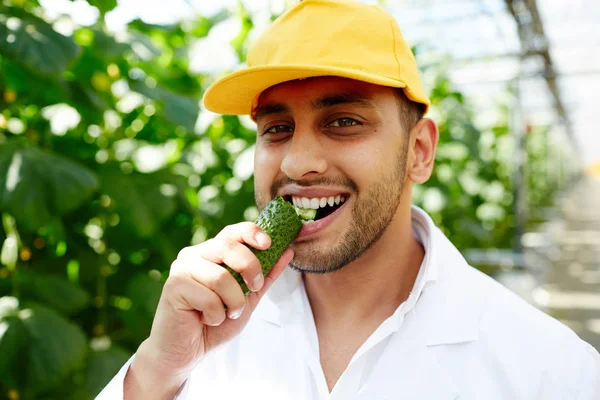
[98,205,600,399]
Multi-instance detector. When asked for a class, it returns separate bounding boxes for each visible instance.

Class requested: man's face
[253,77,411,274]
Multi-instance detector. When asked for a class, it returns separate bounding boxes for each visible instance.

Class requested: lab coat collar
[419,226,483,346]
[256,204,483,347]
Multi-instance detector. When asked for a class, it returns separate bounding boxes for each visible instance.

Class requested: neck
[303,199,425,328]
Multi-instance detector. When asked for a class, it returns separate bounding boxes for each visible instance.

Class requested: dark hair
[393,88,426,132]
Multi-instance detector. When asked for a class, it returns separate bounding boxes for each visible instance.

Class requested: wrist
[124,340,189,400]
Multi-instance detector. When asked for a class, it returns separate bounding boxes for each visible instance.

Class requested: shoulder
[471,265,600,396]
[433,227,600,396]
[433,226,579,344]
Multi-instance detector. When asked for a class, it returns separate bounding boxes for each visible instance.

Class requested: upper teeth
[292,195,346,209]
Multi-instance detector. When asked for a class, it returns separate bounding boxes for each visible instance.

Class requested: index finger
[216,222,271,251]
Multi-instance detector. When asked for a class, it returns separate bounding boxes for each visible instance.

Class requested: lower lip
[295,200,348,240]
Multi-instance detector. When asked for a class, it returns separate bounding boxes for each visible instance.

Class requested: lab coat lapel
[421,228,484,346]
[358,316,460,400]
[358,228,485,399]
[255,217,485,400]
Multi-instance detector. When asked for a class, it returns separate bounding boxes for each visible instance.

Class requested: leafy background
[0,0,572,398]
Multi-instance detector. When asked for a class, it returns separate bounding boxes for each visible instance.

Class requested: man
[98,0,600,399]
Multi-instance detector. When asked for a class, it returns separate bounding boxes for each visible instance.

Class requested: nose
[280,128,328,181]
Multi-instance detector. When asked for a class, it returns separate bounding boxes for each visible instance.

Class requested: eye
[264,125,293,134]
[327,117,360,128]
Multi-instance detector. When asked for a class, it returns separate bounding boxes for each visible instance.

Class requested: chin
[288,244,355,275]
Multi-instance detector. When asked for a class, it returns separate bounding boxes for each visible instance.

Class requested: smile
[283,194,349,239]
[287,195,347,225]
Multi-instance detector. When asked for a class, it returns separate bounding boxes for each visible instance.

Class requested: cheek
[349,143,401,198]
[338,145,379,191]
[254,145,282,189]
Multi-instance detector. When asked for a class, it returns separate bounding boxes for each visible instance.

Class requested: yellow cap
[202,0,430,116]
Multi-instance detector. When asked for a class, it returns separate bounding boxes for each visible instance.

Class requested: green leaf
[0,297,27,380]
[188,10,230,38]
[98,167,178,237]
[125,272,163,314]
[0,140,99,232]
[19,270,90,316]
[0,315,28,378]
[20,302,87,394]
[230,4,253,62]
[86,0,117,15]
[127,30,162,60]
[0,8,80,76]
[129,80,199,132]
[90,27,131,60]
[85,346,130,397]
[128,19,179,34]
[120,272,163,342]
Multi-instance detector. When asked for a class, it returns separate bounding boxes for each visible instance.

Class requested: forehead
[257,76,394,105]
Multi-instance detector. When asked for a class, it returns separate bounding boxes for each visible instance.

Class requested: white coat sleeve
[94,354,191,400]
[535,338,600,400]
[573,342,600,400]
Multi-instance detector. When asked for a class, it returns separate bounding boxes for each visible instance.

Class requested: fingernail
[252,273,264,291]
[255,232,270,248]
[229,308,243,320]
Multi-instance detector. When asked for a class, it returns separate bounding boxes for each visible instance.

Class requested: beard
[255,142,408,275]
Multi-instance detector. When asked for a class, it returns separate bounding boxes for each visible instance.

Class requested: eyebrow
[312,92,377,111]
[254,103,290,120]
[253,92,378,120]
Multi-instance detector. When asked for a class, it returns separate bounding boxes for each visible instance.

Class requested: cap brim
[202,64,415,117]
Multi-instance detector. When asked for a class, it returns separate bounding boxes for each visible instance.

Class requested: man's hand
[124,222,294,399]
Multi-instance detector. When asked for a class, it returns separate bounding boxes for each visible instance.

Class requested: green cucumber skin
[227,197,302,295]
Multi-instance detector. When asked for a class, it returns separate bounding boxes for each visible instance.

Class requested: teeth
[292,195,347,209]
[301,219,315,226]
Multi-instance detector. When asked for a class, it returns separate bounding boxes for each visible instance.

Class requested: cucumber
[227,196,302,295]
[295,207,317,221]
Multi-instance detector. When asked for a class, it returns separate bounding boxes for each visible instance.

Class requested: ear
[407,118,439,184]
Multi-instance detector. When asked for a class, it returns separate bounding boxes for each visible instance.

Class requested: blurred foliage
[0,0,568,398]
